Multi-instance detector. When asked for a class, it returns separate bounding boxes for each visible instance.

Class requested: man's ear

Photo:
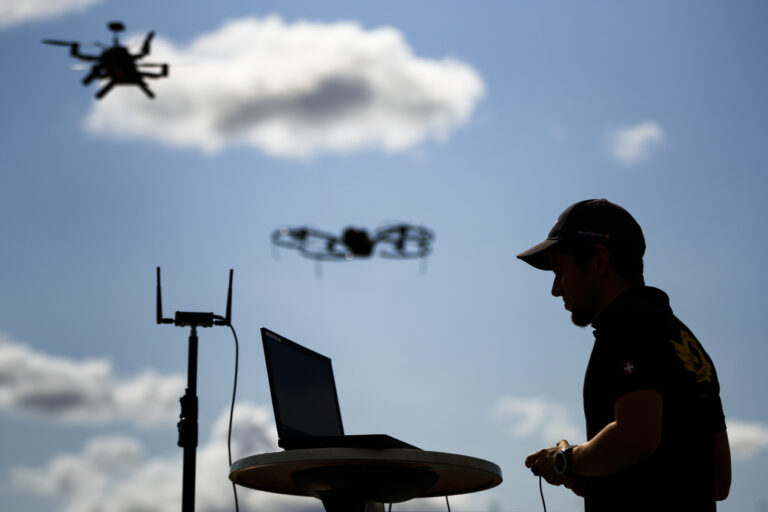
[591,244,611,277]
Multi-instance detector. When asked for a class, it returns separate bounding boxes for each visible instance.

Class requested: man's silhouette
[518,199,731,511]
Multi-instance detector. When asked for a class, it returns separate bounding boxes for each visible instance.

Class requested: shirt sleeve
[603,330,666,405]
[702,361,727,434]
[706,394,727,434]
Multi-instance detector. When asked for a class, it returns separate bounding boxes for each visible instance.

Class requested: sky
[1,1,767,511]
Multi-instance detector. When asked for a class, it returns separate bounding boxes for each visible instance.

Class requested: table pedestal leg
[319,496,376,512]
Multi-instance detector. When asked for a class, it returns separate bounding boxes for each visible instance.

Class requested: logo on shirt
[622,360,635,375]
[670,329,713,383]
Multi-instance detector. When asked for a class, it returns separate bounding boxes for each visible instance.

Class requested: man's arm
[525,389,662,485]
[572,389,662,476]
[714,430,731,501]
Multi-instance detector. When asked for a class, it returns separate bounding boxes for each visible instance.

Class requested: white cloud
[493,396,583,444]
[0,337,485,511]
[493,394,768,463]
[0,0,103,29]
[607,120,666,165]
[84,16,485,159]
[0,336,183,426]
[10,402,322,512]
[10,402,471,512]
[11,436,144,498]
[727,419,768,460]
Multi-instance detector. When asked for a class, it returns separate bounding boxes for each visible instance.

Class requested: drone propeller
[42,39,77,47]
[43,39,101,50]
[140,31,155,56]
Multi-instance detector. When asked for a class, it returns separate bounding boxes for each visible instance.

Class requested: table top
[230,448,502,499]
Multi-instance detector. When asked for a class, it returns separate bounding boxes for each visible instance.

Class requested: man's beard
[570,305,595,327]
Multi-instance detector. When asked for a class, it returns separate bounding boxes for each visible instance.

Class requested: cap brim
[516,238,559,270]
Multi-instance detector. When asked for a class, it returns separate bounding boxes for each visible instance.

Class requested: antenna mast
[156,266,234,512]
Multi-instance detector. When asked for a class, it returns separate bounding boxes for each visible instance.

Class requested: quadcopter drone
[272,223,434,262]
[43,22,169,99]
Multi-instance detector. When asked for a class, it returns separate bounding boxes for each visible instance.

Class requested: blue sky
[1,1,767,511]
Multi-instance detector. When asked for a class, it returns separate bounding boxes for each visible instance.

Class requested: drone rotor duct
[375,224,434,259]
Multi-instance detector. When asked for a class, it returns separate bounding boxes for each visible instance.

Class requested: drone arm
[138,64,169,78]
[69,43,100,61]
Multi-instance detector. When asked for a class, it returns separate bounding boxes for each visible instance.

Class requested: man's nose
[551,276,562,297]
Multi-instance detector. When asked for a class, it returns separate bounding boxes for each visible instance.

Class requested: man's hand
[563,476,587,497]
[524,439,571,486]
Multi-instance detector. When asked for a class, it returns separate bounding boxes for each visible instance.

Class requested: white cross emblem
[623,361,635,375]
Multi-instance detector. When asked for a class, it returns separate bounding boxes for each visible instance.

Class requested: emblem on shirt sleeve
[670,329,713,383]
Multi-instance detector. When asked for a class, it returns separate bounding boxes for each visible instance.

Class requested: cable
[225,322,240,512]
[538,475,546,512]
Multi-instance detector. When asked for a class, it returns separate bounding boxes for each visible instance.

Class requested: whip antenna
[156,266,163,324]
[225,269,233,325]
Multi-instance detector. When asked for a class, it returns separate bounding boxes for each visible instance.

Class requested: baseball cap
[517,199,645,270]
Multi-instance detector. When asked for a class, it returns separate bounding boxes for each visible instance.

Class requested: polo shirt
[580,287,726,511]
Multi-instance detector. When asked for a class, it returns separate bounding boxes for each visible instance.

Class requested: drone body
[43,22,169,99]
[272,223,434,262]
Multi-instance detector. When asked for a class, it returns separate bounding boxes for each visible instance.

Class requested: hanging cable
[222,320,240,512]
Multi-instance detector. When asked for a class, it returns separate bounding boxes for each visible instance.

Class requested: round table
[230,448,502,512]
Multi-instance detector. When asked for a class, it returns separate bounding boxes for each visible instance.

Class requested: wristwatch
[554,445,575,477]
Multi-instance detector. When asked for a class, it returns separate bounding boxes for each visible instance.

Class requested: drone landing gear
[83,68,100,85]
[95,80,116,99]
[94,79,156,99]
[137,81,156,99]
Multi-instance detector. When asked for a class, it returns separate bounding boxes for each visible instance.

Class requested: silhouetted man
[518,199,731,511]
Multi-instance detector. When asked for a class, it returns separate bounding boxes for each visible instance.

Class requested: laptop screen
[261,328,344,439]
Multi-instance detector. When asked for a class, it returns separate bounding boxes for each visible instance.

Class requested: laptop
[261,327,419,450]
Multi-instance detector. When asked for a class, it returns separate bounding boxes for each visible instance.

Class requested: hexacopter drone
[272,223,434,262]
[43,21,169,99]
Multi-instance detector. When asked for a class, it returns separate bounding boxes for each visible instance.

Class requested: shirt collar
[592,286,670,330]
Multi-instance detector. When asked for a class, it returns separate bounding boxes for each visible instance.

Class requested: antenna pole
[179,325,199,512]
[155,267,234,512]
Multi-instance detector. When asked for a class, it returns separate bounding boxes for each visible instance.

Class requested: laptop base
[279,434,419,451]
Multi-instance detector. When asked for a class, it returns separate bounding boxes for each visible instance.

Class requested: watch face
[554,450,566,475]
